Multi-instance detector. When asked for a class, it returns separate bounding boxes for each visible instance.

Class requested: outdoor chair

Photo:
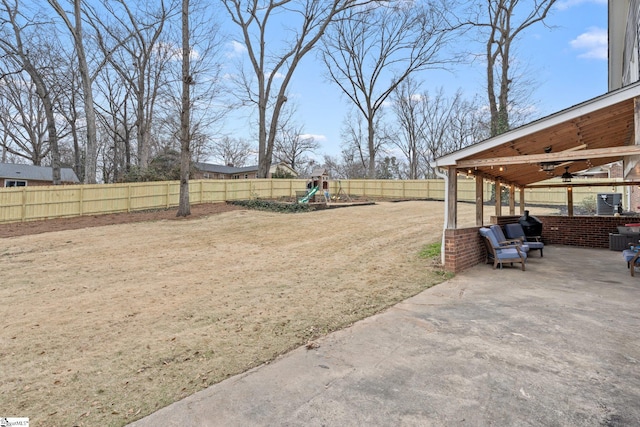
[479,227,527,271]
[622,247,640,276]
[489,224,529,253]
[504,223,544,257]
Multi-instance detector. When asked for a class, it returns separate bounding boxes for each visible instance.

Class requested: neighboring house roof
[271,163,297,175]
[194,162,297,176]
[194,162,258,174]
[0,163,80,183]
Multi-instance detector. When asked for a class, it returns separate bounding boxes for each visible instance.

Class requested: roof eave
[435,81,640,168]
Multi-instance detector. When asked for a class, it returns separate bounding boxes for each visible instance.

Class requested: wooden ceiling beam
[456,146,640,168]
[526,180,640,189]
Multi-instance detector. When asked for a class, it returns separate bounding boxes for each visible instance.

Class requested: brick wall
[444,227,487,273]
[445,215,640,273]
[494,215,640,248]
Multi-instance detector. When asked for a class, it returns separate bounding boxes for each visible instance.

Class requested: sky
[219,0,609,162]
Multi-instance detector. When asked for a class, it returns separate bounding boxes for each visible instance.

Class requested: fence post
[79,186,84,216]
[21,187,27,221]
[127,184,132,212]
[166,182,171,208]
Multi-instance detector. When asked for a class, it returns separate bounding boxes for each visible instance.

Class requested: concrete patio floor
[129,245,640,427]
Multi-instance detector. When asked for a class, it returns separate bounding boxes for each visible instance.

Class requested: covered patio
[435,81,640,273]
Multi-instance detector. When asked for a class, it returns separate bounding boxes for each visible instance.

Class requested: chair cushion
[490,225,508,243]
[504,223,525,239]
[479,227,500,248]
[524,241,543,250]
[491,224,529,252]
[623,249,638,263]
[495,248,527,260]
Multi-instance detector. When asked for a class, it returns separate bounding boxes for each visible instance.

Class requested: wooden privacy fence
[0,178,625,224]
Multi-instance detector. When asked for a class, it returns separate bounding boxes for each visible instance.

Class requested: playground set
[297,168,351,205]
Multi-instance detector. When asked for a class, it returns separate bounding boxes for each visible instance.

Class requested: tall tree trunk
[486,10,500,137]
[257,97,268,178]
[137,69,149,168]
[34,70,61,185]
[177,0,191,217]
[48,0,98,183]
[73,0,97,184]
[367,117,376,179]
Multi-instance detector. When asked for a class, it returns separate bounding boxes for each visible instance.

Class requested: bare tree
[0,72,50,165]
[273,104,319,173]
[444,92,487,154]
[389,79,485,178]
[47,0,99,183]
[339,110,378,176]
[54,44,86,180]
[95,66,134,182]
[177,0,190,217]
[210,136,254,167]
[388,77,426,179]
[0,0,62,183]
[320,0,456,178]
[273,128,317,174]
[91,0,177,170]
[221,0,378,179]
[335,145,368,178]
[161,0,227,162]
[466,0,556,136]
[418,88,484,177]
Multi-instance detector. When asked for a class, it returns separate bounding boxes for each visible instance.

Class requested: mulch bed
[0,202,243,238]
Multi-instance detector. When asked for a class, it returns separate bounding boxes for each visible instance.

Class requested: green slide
[299,186,319,203]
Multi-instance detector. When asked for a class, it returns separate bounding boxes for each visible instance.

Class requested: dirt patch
[0,202,243,238]
[0,201,559,426]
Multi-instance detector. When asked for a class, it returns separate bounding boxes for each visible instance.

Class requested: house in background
[0,163,80,187]
[193,162,297,180]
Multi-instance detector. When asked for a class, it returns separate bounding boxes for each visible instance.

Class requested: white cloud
[299,134,327,141]
[556,0,606,11]
[226,40,247,58]
[264,71,285,79]
[570,27,607,60]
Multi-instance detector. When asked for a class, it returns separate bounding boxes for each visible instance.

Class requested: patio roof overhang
[435,82,640,188]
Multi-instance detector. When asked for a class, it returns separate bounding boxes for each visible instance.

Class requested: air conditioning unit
[597,193,622,215]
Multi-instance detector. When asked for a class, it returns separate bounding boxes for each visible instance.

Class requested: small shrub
[227,199,314,213]
[580,195,597,215]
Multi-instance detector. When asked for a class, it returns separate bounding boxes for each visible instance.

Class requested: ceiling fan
[539,144,587,175]
[561,166,573,182]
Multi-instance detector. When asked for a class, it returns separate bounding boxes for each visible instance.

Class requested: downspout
[433,165,449,266]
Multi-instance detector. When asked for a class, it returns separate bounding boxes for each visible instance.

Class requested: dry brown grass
[0,201,559,426]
